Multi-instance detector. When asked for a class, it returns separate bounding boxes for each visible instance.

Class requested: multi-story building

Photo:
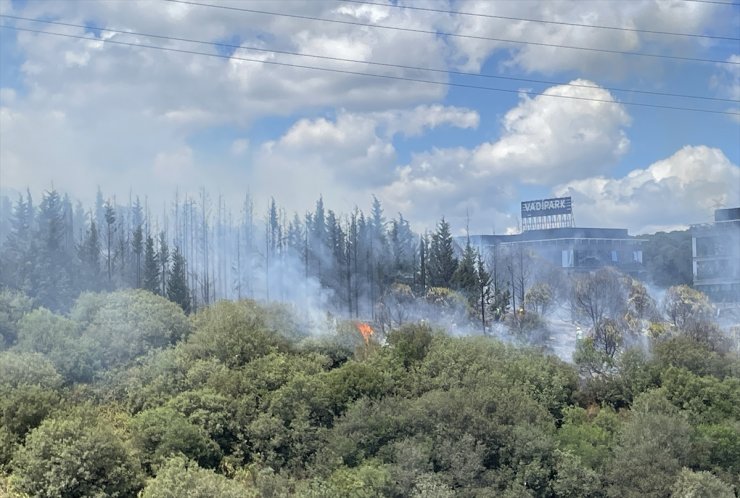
[466,197,646,276]
[469,227,646,276]
[692,207,740,303]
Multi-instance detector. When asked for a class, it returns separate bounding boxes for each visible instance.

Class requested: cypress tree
[417,234,428,295]
[35,189,72,310]
[452,240,478,305]
[167,246,191,314]
[159,231,169,296]
[132,225,143,288]
[143,234,160,295]
[4,191,34,290]
[78,216,102,291]
[104,201,116,283]
[429,217,457,288]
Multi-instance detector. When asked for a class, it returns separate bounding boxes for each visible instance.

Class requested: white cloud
[371,104,480,137]
[710,54,740,120]
[472,80,630,184]
[0,0,734,232]
[231,138,249,156]
[380,80,631,231]
[447,0,725,78]
[555,145,740,233]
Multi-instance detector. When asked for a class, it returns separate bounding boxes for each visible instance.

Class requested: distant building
[691,207,740,303]
[465,197,645,276]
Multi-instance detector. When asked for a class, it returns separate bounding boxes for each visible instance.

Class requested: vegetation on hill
[0,287,737,497]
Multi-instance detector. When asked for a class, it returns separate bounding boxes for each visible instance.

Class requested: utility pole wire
[338,0,740,42]
[3,14,736,104]
[3,25,738,117]
[161,0,740,66]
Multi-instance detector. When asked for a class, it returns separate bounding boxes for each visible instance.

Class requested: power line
[681,0,739,5]
[3,25,738,117]
[3,14,735,104]
[162,0,740,66]
[338,0,740,42]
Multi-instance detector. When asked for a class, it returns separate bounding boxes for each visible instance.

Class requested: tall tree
[143,234,160,295]
[476,251,492,332]
[132,224,143,288]
[35,189,72,310]
[429,217,457,288]
[390,213,415,281]
[159,231,170,296]
[452,240,478,305]
[77,215,102,292]
[3,191,35,291]
[167,246,191,314]
[104,201,116,284]
[416,234,428,296]
[130,198,144,288]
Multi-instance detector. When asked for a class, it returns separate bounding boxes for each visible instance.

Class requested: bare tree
[571,267,628,328]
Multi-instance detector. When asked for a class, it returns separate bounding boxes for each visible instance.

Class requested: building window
[611,250,618,262]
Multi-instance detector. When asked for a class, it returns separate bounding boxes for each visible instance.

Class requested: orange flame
[355,322,374,344]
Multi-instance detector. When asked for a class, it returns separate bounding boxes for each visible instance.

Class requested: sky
[0,0,738,235]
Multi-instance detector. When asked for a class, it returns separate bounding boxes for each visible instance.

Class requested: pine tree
[35,189,72,311]
[452,240,478,305]
[429,217,457,288]
[143,234,160,294]
[3,191,35,291]
[132,224,143,288]
[159,231,170,296]
[77,216,102,291]
[104,201,116,283]
[167,246,191,314]
[94,187,105,235]
[416,234,428,296]
[390,214,415,280]
[310,197,327,282]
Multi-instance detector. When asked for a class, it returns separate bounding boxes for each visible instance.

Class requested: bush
[139,457,253,498]
[0,291,34,349]
[130,407,222,472]
[75,290,191,368]
[0,352,62,390]
[185,300,291,368]
[15,308,99,383]
[387,323,435,368]
[12,412,143,497]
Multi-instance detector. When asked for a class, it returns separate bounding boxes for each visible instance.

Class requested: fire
[355,322,374,344]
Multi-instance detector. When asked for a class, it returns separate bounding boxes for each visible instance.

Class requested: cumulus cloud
[371,104,480,137]
[472,80,630,184]
[446,0,726,78]
[249,104,479,215]
[381,80,630,231]
[0,0,734,233]
[555,146,740,233]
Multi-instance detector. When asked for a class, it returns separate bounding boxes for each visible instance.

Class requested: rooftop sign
[521,197,572,219]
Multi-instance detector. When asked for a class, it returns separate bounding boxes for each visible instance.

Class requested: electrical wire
[161,0,740,66]
[2,14,735,104]
[2,25,738,116]
[338,0,740,41]
[680,0,739,5]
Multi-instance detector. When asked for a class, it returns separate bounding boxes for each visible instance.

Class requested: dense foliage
[641,230,693,288]
[0,287,736,497]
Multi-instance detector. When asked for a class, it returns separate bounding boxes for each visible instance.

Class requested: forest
[0,188,737,497]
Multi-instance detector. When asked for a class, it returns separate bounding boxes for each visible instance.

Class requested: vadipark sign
[521,197,572,219]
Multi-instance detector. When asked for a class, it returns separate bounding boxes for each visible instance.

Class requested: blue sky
[0,0,738,235]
